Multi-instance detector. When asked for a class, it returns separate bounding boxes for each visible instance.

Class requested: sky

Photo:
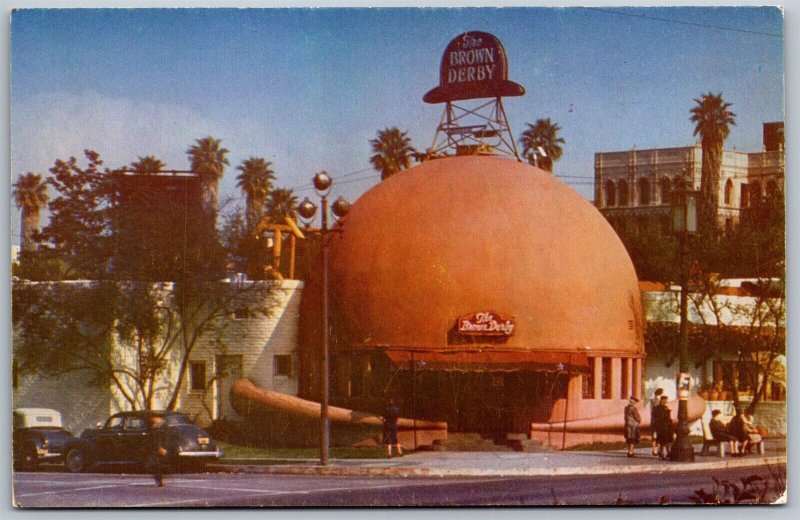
[7,4,785,244]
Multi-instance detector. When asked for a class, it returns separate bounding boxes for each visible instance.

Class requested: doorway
[216,355,243,420]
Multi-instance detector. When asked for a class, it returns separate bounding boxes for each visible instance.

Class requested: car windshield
[164,415,192,427]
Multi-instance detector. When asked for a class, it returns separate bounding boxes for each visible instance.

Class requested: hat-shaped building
[304,155,646,445]
[297,31,653,448]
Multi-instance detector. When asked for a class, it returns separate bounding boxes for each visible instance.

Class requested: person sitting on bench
[709,410,737,454]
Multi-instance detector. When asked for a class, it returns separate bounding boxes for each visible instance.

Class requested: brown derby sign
[457,311,515,336]
[424,31,525,104]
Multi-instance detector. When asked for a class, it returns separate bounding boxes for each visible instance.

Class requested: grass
[218,441,389,461]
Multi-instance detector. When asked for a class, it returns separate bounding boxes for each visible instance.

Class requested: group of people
[623,387,763,459]
[709,408,763,456]
[622,388,674,459]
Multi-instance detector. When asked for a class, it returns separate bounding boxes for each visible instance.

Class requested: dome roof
[329,156,644,355]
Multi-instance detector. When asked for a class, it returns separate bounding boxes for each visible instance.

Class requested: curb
[209,454,786,478]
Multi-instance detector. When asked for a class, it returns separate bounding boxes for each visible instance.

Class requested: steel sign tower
[423,32,525,159]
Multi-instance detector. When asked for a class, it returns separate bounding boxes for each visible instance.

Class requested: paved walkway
[212,440,786,478]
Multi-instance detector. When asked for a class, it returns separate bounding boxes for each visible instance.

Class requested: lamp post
[297,171,350,466]
[668,173,698,462]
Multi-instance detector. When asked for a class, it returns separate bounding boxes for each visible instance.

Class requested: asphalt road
[13,464,786,507]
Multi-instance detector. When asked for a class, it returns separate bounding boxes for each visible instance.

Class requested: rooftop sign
[423,31,525,104]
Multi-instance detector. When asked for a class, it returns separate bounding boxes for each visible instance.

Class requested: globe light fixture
[300,172,350,466]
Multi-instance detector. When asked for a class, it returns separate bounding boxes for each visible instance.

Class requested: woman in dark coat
[624,397,641,457]
[382,398,403,458]
[652,395,674,460]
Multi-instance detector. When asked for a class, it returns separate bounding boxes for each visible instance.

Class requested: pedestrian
[650,388,664,456]
[652,395,673,460]
[624,396,641,457]
[382,397,403,458]
[149,415,169,487]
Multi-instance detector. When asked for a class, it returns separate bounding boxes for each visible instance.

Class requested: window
[620,359,629,399]
[274,355,292,377]
[638,178,650,205]
[126,417,147,431]
[750,181,762,207]
[582,369,595,399]
[190,361,206,391]
[604,180,616,207]
[618,180,629,207]
[740,183,750,208]
[601,357,612,399]
[106,416,124,430]
[724,179,733,205]
[233,307,252,319]
[712,360,758,394]
[660,177,672,205]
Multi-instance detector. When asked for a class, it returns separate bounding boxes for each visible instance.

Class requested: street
[13,463,786,507]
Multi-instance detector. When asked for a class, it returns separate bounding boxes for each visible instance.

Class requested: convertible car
[13,408,78,471]
[64,410,223,473]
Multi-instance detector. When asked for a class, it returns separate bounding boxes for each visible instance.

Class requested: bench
[700,418,729,457]
[700,416,765,457]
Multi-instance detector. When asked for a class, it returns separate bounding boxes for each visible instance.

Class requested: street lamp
[668,173,698,462]
[297,171,350,466]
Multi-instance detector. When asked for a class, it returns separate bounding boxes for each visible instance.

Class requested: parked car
[64,410,223,473]
[13,408,79,471]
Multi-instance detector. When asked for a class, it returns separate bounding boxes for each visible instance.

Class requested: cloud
[11,90,221,176]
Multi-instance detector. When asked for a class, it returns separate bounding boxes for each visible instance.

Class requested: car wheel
[18,446,39,471]
[65,448,87,473]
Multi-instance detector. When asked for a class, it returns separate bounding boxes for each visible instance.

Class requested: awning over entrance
[385,350,590,373]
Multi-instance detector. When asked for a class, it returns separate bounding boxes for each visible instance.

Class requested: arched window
[660,177,672,205]
[618,180,629,207]
[638,178,651,206]
[724,179,733,205]
[604,180,616,207]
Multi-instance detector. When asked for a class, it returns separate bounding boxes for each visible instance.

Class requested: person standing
[652,395,674,460]
[382,398,403,458]
[650,388,664,456]
[149,415,169,487]
[624,396,641,457]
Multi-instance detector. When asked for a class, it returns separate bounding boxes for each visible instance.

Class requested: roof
[327,156,644,355]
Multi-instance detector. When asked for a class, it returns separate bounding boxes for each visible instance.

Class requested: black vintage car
[64,410,223,473]
[13,408,79,471]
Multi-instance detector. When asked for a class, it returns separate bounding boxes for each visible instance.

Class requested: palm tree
[519,119,565,172]
[236,157,275,231]
[691,92,736,232]
[187,136,229,217]
[13,172,49,252]
[265,187,298,224]
[369,127,415,180]
[130,156,165,174]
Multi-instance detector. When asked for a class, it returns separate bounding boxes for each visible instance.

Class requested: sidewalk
[210,439,786,478]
